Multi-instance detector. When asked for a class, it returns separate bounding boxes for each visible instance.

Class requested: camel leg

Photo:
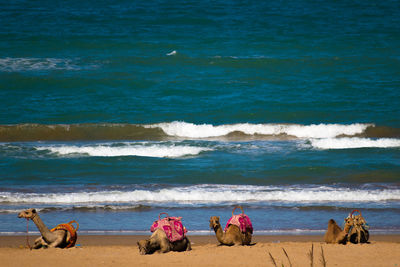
[223,233,237,246]
[335,233,348,244]
[239,233,248,245]
[33,237,47,249]
[137,240,148,255]
[159,238,171,253]
[47,235,64,248]
[223,238,235,246]
[33,237,43,249]
[185,238,192,251]
[363,230,370,243]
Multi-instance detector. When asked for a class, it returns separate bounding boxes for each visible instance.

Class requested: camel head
[18,208,37,219]
[354,214,366,225]
[343,216,354,233]
[137,239,150,255]
[209,216,221,229]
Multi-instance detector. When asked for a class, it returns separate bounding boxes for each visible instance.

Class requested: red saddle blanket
[224,214,253,234]
[150,213,187,242]
[50,220,79,248]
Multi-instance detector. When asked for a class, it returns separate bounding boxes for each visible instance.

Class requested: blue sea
[1,0,399,236]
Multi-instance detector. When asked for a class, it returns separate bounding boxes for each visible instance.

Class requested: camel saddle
[224,206,253,234]
[151,212,187,242]
[51,220,79,248]
[346,209,369,243]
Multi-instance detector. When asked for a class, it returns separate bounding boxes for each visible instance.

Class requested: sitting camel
[324,218,352,244]
[18,208,78,249]
[325,210,370,245]
[348,211,370,244]
[209,206,253,246]
[138,212,191,254]
[137,228,191,254]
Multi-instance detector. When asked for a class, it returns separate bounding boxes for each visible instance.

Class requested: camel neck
[212,223,222,232]
[344,223,352,233]
[213,223,225,243]
[31,215,56,242]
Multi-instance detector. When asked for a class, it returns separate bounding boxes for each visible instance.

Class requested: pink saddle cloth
[150,213,187,242]
[224,214,253,234]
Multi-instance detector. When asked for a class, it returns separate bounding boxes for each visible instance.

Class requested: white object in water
[167,50,177,56]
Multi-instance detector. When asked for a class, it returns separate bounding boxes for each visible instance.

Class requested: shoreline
[1,234,400,247]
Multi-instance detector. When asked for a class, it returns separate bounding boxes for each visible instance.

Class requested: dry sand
[0,235,399,267]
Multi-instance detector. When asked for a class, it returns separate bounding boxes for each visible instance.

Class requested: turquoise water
[0,0,399,235]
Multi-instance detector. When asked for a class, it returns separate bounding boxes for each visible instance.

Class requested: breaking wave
[1,122,399,153]
[1,185,399,204]
[310,137,400,149]
[146,121,374,139]
[0,204,151,214]
[35,142,212,158]
[2,121,397,142]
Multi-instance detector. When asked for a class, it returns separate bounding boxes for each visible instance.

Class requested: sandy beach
[0,234,399,267]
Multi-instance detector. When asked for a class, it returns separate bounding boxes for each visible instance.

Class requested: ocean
[0,0,399,236]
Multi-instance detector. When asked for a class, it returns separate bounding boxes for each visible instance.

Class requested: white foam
[1,185,399,204]
[0,57,82,72]
[0,205,143,214]
[311,137,400,149]
[0,209,30,214]
[146,121,372,139]
[166,50,177,56]
[36,143,212,158]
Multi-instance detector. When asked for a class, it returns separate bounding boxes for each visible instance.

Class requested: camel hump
[51,222,78,248]
[151,214,187,242]
[328,219,336,225]
[225,214,253,234]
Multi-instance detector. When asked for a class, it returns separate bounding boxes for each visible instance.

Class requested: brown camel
[324,218,353,244]
[209,216,252,246]
[18,208,77,249]
[137,228,191,254]
[348,213,370,244]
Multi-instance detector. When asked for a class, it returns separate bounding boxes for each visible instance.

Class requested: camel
[348,213,370,244]
[18,208,78,249]
[209,216,252,246]
[137,228,192,254]
[324,218,353,244]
